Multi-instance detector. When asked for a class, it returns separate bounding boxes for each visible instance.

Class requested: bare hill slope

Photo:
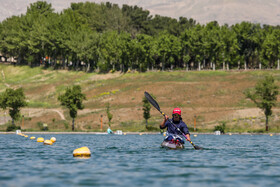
[0,64,280,132]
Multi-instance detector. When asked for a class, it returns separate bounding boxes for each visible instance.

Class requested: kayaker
[160,108,191,143]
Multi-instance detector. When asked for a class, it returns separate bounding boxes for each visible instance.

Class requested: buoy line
[16,132,92,158]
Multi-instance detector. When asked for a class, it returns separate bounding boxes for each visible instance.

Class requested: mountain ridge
[0,0,280,26]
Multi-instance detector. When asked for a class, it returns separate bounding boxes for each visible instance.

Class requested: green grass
[27,101,54,108]
[1,65,43,84]
[116,120,160,132]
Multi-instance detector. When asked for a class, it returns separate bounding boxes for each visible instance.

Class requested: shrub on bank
[6,124,21,132]
[214,122,226,134]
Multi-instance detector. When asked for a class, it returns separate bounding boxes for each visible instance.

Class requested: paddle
[144,91,202,150]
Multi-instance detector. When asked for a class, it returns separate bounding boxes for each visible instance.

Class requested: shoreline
[0,131,279,135]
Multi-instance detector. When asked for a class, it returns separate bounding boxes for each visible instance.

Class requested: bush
[37,122,43,130]
[64,122,69,130]
[37,122,48,131]
[188,127,199,132]
[97,61,110,73]
[6,124,21,132]
[146,124,159,131]
[214,122,226,134]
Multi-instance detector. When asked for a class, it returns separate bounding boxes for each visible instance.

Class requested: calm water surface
[1,134,280,187]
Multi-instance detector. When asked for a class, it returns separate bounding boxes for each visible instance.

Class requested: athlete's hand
[185,134,191,142]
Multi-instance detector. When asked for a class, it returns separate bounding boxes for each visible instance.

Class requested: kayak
[161,140,184,150]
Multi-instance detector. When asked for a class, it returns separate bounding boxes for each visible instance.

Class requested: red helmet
[172,108,181,116]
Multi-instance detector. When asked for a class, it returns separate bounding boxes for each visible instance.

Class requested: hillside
[0,64,280,132]
[1,0,280,26]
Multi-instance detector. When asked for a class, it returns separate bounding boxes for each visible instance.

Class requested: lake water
[1,133,280,187]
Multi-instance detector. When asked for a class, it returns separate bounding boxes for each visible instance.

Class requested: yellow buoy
[123,133,127,135]
[270,134,273,136]
[30,136,36,140]
[139,133,143,136]
[73,147,91,158]
[44,140,53,145]
[229,133,232,136]
[50,137,56,143]
[37,137,44,142]
[194,134,197,137]
[24,135,28,138]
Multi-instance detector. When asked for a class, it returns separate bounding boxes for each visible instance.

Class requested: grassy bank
[0,64,280,133]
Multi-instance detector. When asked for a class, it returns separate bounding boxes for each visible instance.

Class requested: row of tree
[0,1,280,72]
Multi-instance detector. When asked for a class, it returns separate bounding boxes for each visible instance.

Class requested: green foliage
[27,101,52,108]
[0,88,27,125]
[214,122,226,134]
[145,124,159,131]
[106,102,113,127]
[244,75,279,131]
[58,85,86,119]
[6,124,21,132]
[142,96,151,127]
[37,122,48,131]
[58,85,86,131]
[2,1,279,72]
[64,121,69,130]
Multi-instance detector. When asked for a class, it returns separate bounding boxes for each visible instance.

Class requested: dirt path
[51,109,65,120]
[22,108,65,120]
[1,70,10,87]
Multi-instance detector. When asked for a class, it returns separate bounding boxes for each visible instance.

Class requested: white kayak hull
[161,141,184,150]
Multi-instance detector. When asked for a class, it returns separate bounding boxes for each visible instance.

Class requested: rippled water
[1,133,280,187]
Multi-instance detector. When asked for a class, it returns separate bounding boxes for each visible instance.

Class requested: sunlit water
[1,134,280,187]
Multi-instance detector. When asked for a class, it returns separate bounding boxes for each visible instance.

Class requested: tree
[135,34,158,71]
[142,96,151,128]
[106,102,113,127]
[260,29,280,69]
[220,25,240,70]
[58,85,86,131]
[25,1,55,66]
[245,75,279,131]
[98,31,121,72]
[203,21,222,70]
[0,88,27,126]
[156,32,181,70]
[232,22,263,69]
[181,24,205,70]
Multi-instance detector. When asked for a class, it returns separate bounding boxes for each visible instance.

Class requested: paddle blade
[190,141,203,150]
[144,91,160,112]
